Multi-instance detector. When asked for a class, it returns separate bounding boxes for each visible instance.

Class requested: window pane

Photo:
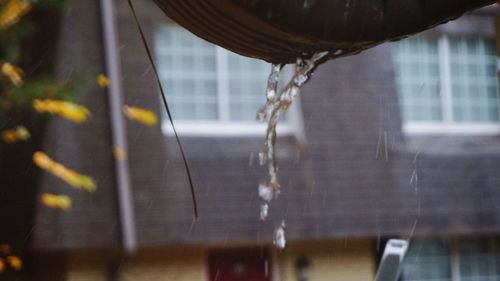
[402,240,452,281]
[227,52,270,121]
[392,37,443,122]
[155,26,296,123]
[459,238,500,281]
[449,38,500,123]
[155,26,218,120]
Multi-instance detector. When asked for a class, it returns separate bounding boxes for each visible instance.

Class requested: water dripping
[274,220,286,250]
[257,51,329,198]
[258,182,275,202]
[256,51,329,246]
[260,203,269,220]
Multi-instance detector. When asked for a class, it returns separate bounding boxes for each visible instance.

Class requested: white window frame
[159,44,305,139]
[401,36,500,135]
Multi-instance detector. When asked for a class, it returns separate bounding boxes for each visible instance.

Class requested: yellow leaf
[33,151,97,192]
[113,145,127,160]
[1,62,24,86]
[123,105,158,127]
[1,126,30,143]
[50,163,68,179]
[72,175,96,193]
[40,193,72,211]
[1,130,16,143]
[32,151,53,169]
[14,125,29,140]
[6,256,22,271]
[97,74,109,88]
[33,99,91,123]
[0,0,31,30]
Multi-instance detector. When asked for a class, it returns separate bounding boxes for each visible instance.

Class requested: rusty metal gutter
[154,0,497,64]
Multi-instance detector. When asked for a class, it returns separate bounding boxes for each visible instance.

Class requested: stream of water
[256,51,329,249]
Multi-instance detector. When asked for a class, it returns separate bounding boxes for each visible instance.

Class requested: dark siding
[391,149,500,237]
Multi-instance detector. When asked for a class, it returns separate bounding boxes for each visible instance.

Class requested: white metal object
[374,239,409,281]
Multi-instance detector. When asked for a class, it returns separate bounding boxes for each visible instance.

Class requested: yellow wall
[120,247,206,281]
[65,240,375,281]
[67,267,107,281]
[277,239,376,281]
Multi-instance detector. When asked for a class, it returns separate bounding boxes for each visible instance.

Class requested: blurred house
[2,1,500,281]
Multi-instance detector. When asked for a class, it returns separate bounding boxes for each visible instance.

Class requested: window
[392,36,500,134]
[154,25,301,137]
[458,239,500,281]
[401,238,500,281]
[402,240,452,281]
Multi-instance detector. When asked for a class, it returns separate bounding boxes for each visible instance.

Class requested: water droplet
[256,109,266,122]
[267,64,283,100]
[294,74,309,86]
[257,51,329,198]
[258,183,274,202]
[282,85,301,103]
[260,203,269,220]
[274,221,286,249]
[256,52,328,247]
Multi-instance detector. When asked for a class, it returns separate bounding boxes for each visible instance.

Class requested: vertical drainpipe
[99,0,138,255]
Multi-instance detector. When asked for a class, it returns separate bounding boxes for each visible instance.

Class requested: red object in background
[208,248,271,281]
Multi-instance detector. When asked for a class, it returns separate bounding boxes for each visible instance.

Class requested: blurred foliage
[0,0,78,114]
[2,76,83,108]
[0,20,33,62]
